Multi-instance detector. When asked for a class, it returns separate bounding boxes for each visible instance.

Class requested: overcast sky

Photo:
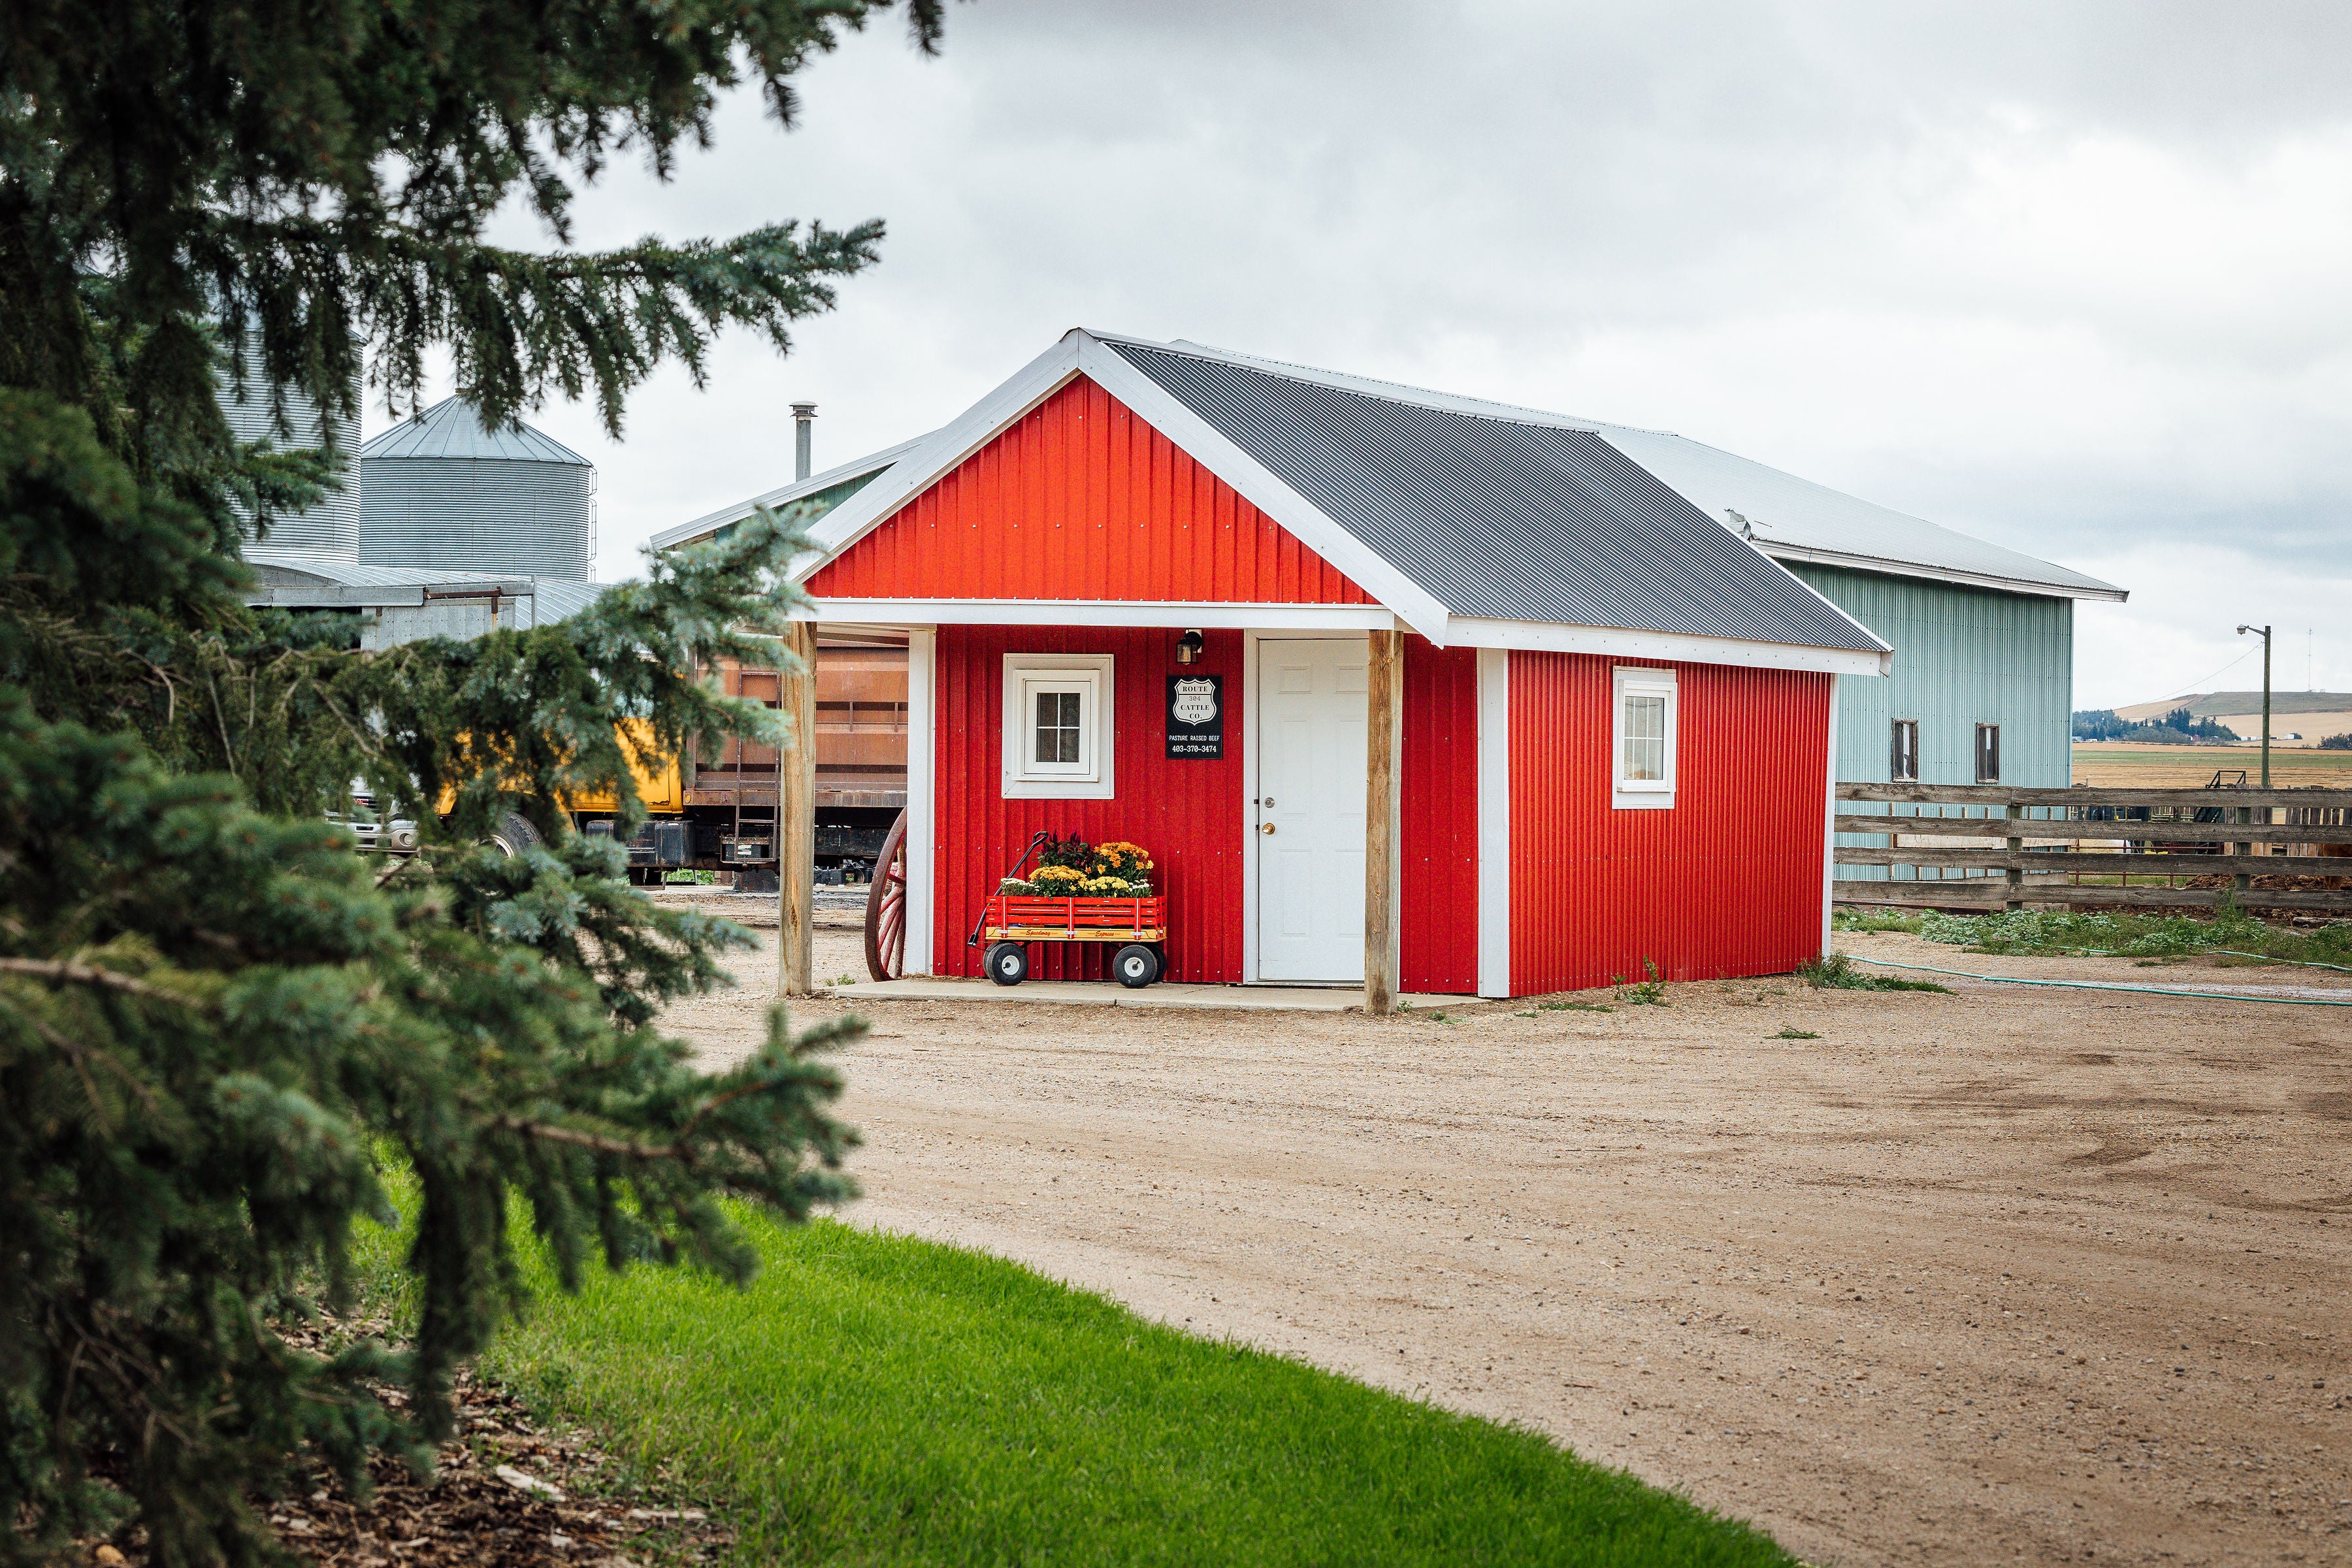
[371,0,2352,710]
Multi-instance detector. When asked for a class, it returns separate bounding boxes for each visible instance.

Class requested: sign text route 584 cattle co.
[1166,674,1223,760]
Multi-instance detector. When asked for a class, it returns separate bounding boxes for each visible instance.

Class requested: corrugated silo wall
[1788,563,2073,883]
[359,457,596,580]
[214,339,361,559]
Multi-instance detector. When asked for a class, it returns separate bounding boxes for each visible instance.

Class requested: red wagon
[978,894,1167,988]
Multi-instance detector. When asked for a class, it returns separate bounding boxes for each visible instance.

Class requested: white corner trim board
[902,627,936,975]
[1475,647,1511,998]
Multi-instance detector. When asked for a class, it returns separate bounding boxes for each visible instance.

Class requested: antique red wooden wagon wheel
[863,808,908,981]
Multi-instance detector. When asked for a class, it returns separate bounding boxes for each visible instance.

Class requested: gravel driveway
[668,923,2350,1567]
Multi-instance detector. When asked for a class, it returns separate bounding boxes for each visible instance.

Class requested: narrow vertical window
[1975,722,2001,783]
[1612,666,1677,808]
[1891,719,1918,781]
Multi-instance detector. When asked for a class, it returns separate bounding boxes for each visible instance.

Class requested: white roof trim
[1446,617,1892,678]
[1757,542,2131,603]
[1072,335,1450,642]
[784,331,1452,643]
[651,435,928,553]
[789,337,1088,577]
[802,598,1399,631]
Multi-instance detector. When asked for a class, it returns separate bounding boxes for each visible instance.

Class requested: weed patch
[1797,953,1953,994]
[1772,1028,1821,1040]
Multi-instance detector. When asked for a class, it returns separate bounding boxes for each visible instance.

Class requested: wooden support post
[1364,628,1403,1015]
[2232,804,2252,900]
[2004,801,2025,911]
[779,621,817,997]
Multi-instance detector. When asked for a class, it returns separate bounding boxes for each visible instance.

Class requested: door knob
[1260,823,1276,835]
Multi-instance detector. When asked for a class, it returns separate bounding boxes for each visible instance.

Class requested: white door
[1256,637,1368,983]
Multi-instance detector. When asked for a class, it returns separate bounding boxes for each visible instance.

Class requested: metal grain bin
[359,397,596,580]
[216,338,361,563]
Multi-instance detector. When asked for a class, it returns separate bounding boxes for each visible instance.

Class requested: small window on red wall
[1002,653,1115,799]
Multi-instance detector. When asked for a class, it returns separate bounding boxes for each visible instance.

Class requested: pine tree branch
[0,956,192,1005]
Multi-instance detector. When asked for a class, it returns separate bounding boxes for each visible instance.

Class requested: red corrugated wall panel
[1400,636,1479,994]
[806,377,1373,604]
[931,626,1245,982]
[1509,652,1827,994]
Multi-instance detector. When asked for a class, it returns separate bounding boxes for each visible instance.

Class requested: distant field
[2072,743,2352,789]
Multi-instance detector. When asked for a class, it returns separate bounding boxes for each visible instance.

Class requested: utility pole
[2237,623,2272,788]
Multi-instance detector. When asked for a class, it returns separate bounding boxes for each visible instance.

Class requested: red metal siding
[808,377,1373,604]
[1509,652,1827,994]
[1399,636,1479,994]
[931,626,1245,982]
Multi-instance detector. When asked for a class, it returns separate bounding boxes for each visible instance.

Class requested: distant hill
[2114,691,2352,722]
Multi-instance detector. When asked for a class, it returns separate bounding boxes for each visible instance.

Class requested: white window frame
[1002,653,1115,799]
[1611,665,1677,810]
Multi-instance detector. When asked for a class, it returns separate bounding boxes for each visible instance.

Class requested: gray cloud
[391,0,2352,708]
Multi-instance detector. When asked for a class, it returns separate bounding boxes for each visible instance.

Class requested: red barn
[724,332,1889,1005]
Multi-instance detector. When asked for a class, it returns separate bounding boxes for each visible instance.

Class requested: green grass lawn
[1835,903,2352,964]
[359,1203,1795,1566]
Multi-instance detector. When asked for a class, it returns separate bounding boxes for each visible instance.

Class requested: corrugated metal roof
[652,436,927,551]
[1160,338,2122,604]
[1104,337,1887,653]
[359,396,590,465]
[1590,427,2124,601]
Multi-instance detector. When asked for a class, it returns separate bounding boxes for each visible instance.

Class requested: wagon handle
[967,829,1053,948]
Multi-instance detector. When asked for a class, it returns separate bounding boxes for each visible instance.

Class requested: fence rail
[1831,781,2352,915]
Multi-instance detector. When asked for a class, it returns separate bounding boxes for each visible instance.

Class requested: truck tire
[487,811,543,858]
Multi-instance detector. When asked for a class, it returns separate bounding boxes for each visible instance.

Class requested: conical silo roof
[359,397,589,465]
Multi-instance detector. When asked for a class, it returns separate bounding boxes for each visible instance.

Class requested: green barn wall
[1787,564,2074,881]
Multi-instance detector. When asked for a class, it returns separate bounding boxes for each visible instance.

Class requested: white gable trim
[651,436,927,553]
[1071,336,1450,642]
[782,331,1451,644]
[789,336,1088,578]
[1446,617,1891,678]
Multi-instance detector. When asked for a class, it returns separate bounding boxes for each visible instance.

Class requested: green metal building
[1595,424,2126,879]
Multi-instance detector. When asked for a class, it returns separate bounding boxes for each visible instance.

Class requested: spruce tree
[0,3,947,1561]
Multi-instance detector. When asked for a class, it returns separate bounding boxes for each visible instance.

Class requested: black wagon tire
[984,941,1029,987]
[1113,943,1160,989]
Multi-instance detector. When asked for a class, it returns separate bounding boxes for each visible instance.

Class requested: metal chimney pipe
[792,402,817,482]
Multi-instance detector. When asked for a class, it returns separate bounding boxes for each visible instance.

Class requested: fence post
[2004,801,2025,912]
[2232,804,2252,900]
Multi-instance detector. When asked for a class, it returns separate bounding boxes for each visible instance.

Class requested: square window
[1975,723,2001,784]
[1891,719,1919,781]
[1612,666,1677,809]
[1003,655,1115,798]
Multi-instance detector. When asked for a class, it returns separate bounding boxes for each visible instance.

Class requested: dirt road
[670,924,2351,1566]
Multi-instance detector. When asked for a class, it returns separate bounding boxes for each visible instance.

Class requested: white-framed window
[1891,719,1919,781]
[1611,665,1677,809]
[1002,653,1115,799]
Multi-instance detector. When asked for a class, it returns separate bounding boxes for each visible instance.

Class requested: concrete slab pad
[829,977,1467,1012]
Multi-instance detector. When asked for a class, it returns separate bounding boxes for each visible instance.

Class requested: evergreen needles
[0,1,945,1560]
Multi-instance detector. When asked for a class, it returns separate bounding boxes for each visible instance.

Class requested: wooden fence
[1833,782,2352,914]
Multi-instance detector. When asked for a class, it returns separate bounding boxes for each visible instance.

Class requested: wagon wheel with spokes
[864,808,909,981]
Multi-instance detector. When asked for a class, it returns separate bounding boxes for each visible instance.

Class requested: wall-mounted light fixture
[1175,629,1205,665]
